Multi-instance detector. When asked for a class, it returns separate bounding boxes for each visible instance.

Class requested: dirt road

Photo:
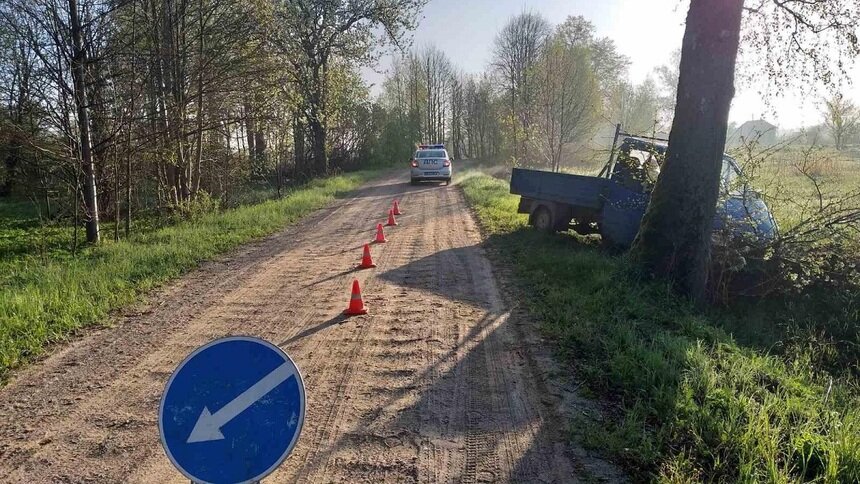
[0,173,621,483]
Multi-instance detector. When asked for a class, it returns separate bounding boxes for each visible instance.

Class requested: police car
[410,144,452,185]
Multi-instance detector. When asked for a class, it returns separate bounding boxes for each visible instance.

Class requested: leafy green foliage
[533,36,600,172]
[268,0,427,174]
[460,172,860,482]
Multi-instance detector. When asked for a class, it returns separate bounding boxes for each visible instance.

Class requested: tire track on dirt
[286,213,413,482]
[279,182,434,483]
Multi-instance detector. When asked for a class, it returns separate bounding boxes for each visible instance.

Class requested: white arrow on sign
[187,362,297,443]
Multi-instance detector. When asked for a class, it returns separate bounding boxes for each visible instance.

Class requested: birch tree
[534,36,599,172]
[492,12,551,163]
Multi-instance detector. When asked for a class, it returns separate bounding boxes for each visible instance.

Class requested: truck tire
[532,206,554,233]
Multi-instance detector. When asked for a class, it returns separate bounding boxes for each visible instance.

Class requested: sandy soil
[0,173,625,483]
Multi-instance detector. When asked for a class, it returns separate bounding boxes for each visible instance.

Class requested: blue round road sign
[159,337,306,484]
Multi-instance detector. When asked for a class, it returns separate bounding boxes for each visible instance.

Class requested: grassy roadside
[459,172,859,482]
[0,171,378,380]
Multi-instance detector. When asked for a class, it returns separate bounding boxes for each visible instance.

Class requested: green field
[752,149,860,231]
[459,171,859,482]
[0,171,378,380]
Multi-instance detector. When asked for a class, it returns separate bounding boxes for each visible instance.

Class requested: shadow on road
[378,246,494,308]
[301,267,360,289]
[280,313,349,345]
[299,305,582,481]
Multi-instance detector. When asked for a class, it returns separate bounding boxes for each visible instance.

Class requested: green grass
[0,171,378,379]
[459,172,860,483]
[0,200,73,263]
[744,148,860,231]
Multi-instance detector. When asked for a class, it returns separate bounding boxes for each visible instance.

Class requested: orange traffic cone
[358,244,376,269]
[392,200,402,216]
[386,208,398,227]
[374,223,387,243]
[344,279,368,315]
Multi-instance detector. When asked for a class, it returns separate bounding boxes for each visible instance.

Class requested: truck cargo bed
[510,168,609,211]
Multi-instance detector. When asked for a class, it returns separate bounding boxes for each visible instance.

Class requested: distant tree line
[377,14,667,171]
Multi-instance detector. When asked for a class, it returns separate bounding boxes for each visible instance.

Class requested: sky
[361,0,860,131]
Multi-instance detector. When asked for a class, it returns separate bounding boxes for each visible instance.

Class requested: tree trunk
[192,0,204,196]
[125,0,137,237]
[628,0,743,302]
[126,131,132,236]
[113,143,120,242]
[275,137,283,198]
[165,0,189,202]
[222,115,232,204]
[309,117,327,175]
[150,0,177,205]
[1,50,29,198]
[69,0,100,244]
[1,151,16,197]
[73,176,80,254]
[294,114,306,177]
[245,102,256,164]
[254,130,266,163]
[509,80,517,162]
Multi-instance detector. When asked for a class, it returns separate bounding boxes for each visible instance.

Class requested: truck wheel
[532,206,554,233]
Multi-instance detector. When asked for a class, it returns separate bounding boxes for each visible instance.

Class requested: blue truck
[510,130,778,247]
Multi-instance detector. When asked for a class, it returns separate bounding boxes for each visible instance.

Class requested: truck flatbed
[510,168,609,212]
